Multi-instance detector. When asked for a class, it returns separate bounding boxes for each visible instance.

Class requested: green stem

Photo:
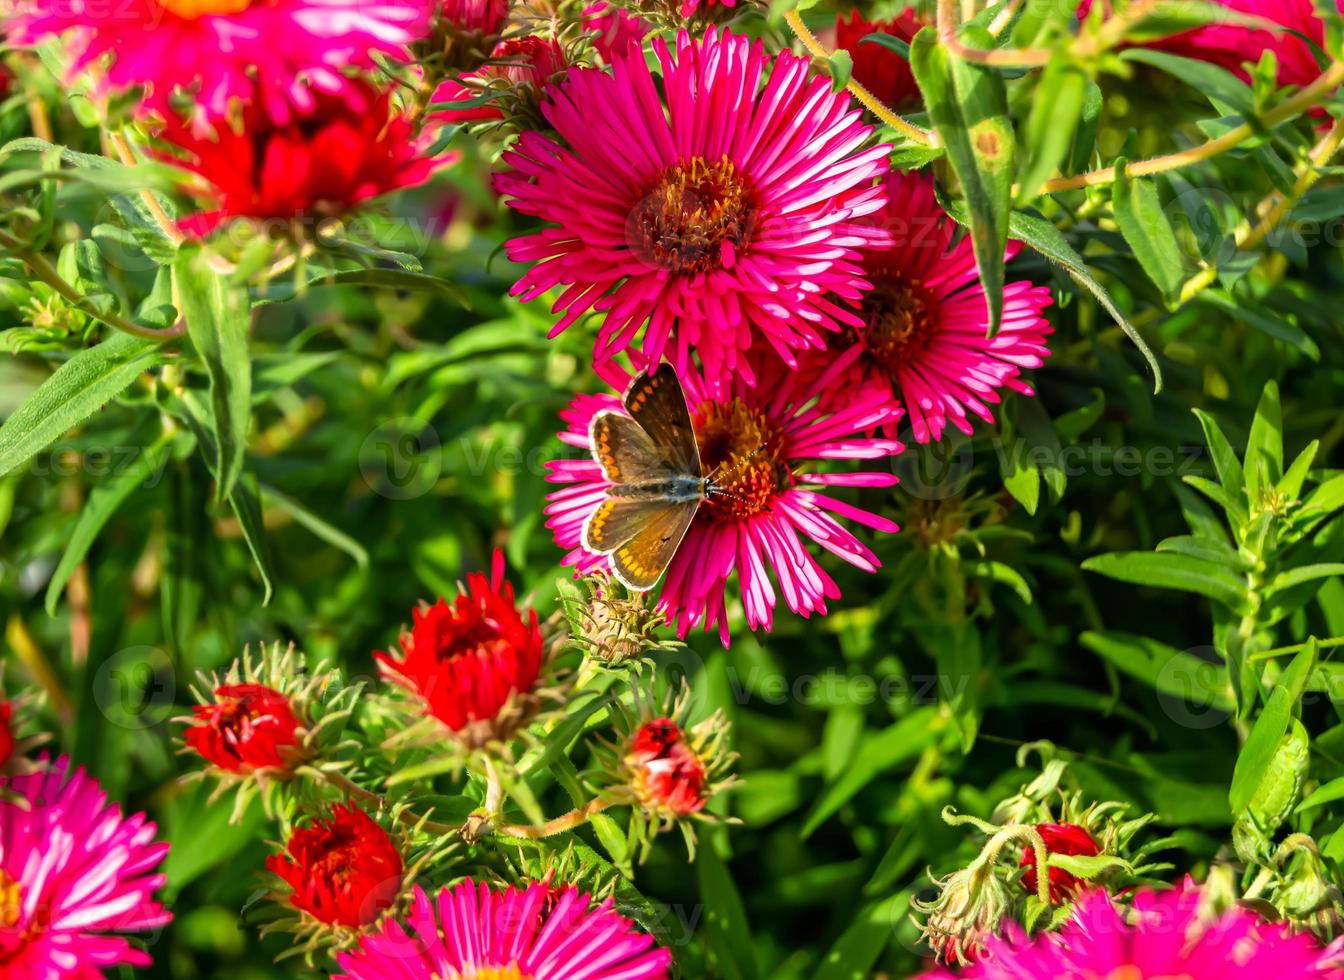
[783,10,933,146]
[0,228,185,341]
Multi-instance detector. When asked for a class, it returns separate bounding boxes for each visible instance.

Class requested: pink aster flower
[829,170,1053,444]
[440,0,508,34]
[333,879,672,979]
[495,28,892,387]
[0,755,171,976]
[2,0,432,123]
[922,880,1344,979]
[545,351,902,645]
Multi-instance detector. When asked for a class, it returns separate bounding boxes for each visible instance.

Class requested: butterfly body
[582,364,712,591]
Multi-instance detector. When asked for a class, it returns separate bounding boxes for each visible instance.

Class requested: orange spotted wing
[582,364,706,591]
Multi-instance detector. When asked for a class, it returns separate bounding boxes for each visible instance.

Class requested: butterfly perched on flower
[583,364,726,591]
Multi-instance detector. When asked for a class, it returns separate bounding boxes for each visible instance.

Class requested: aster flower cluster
[165,551,734,973]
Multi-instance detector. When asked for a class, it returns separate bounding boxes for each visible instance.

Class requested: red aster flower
[160,81,449,237]
[0,702,13,769]
[431,35,569,124]
[1019,822,1101,904]
[376,551,545,743]
[267,805,404,930]
[184,682,301,773]
[626,718,708,817]
[835,8,925,110]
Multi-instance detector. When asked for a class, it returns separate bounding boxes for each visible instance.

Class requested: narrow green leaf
[1082,551,1251,611]
[1268,564,1344,594]
[801,708,938,837]
[910,27,1012,334]
[258,483,369,569]
[1244,380,1283,497]
[999,208,1162,391]
[1019,56,1088,202]
[1192,408,1247,507]
[45,436,174,614]
[1279,439,1319,501]
[1113,164,1185,299]
[175,246,252,503]
[1080,631,1235,712]
[696,835,758,980]
[0,333,160,477]
[1229,639,1316,812]
[811,892,909,980]
[1296,776,1344,814]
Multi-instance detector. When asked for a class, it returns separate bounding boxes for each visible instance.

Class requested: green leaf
[1198,291,1320,361]
[1192,408,1247,508]
[811,892,909,980]
[827,49,853,92]
[910,27,1012,334]
[1113,164,1185,299]
[254,267,471,307]
[1080,631,1235,712]
[0,333,161,478]
[1244,380,1283,497]
[1121,49,1254,114]
[1296,775,1344,814]
[696,835,758,980]
[999,208,1162,390]
[45,435,174,615]
[1082,551,1251,612]
[801,707,939,837]
[1279,439,1319,502]
[258,483,368,569]
[1268,564,1344,594]
[1018,56,1089,202]
[1229,639,1316,812]
[175,246,253,503]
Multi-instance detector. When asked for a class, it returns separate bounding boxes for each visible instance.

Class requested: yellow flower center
[860,272,938,371]
[695,399,788,520]
[631,155,756,275]
[0,869,23,930]
[447,967,531,980]
[155,0,254,18]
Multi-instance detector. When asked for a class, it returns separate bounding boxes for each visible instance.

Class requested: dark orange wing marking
[608,499,699,591]
[589,411,674,485]
[622,363,701,478]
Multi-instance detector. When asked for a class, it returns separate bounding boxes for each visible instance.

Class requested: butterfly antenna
[707,443,768,482]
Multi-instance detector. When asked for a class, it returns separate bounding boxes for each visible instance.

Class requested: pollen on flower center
[454,966,532,980]
[695,399,787,520]
[860,272,939,369]
[155,0,253,17]
[0,869,22,930]
[631,155,756,275]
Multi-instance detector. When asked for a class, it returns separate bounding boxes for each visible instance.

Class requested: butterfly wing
[608,499,700,591]
[589,411,688,485]
[622,363,701,478]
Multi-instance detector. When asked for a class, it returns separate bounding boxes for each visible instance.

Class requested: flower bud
[914,859,1016,965]
[185,683,302,774]
[1019,822,1101,904]
[626,718,708,817]
[267,805,405,932]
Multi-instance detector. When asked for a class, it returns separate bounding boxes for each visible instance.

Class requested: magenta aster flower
[0,755,171,976]
[2,0,433,123]
[333,879,672,979]
[831,170,1053,444]
[923,881,1344,979]
[495,28,892,387]
[545,351,902,645]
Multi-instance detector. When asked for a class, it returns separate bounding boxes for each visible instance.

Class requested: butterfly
[582,363,719,592]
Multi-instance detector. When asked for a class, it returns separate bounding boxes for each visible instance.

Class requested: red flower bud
[267,806,404,929]
[185,683,301,773]
[626,718,707,817]
[1020,822,1102,903]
